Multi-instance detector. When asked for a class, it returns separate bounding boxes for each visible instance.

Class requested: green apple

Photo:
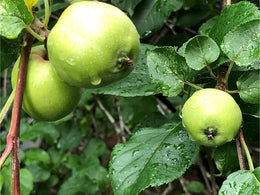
[182,88,242,147]
[47,1,140,88]
[11,45,82,121]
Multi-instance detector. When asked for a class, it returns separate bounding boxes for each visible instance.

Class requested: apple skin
[11,45,82,121]
[182,88,242,147]
[47,1,140,88]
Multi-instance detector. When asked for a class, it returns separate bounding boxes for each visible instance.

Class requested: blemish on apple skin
[204,127,217,140]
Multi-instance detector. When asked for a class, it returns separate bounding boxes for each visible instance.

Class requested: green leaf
[56,120,85,151]
[0,174,3,192]
[147,46,191,97]
[109,122,200,195]
[26,162,51,182]
[24,148,51,165]
[83,138,107,158]
[219,168,260,195]
[209,1,260,45]
[132,0,183,38]
[20,120,60,144]
[184,35,220,70]
[0,0,33,38]
[111,0,142,16]
[118,96,158,125]
[198,16,218,35]
[212,142,239,176]
[221,19,260,67]
[237,70,260,104]
[58,175,98,195]
[254,167,260,181]
[186,181,204,193]
[1,166,33,195]
[87,44,161,97]
[0,36,21,71]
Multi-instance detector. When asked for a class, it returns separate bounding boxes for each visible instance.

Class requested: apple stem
[42,0,53,27]
[236,135,246,170]
[239,128,255,172]
[0,32,34,195]
[25,26,45,42]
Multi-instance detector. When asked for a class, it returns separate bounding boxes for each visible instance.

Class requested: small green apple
[11,45,82,121]
[182,88,242,147]
[47,1,140,88]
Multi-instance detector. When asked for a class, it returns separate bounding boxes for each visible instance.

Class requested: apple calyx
[204,127,218,140]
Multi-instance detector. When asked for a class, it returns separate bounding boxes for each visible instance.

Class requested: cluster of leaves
[0,0,260,195]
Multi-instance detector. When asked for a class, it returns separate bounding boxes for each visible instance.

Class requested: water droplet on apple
[90,75,102,86]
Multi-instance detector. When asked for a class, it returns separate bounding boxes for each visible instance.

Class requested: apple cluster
[11,1,140,121]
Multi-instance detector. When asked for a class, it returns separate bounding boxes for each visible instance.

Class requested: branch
[0,32,34,195]
[236,135,246,170]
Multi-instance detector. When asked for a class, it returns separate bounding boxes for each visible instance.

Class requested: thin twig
[236,135,246,170]
[179,176,191,195]
[196,155,212,194]
[206,148,218,195]
[93,94,126,142]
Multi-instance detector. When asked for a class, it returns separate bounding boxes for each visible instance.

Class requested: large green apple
[182,88,242,147]
[11,45,82,121]
[47,1,140,88]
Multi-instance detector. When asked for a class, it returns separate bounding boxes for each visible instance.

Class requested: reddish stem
[236,133,246,170]
[0,32,34,195]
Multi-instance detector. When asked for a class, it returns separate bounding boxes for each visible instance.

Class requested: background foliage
[0,0,259,194]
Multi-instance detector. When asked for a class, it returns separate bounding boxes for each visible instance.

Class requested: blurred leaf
[118,96,158,125]
[212,142,240,176]
[242,115,260,143]
[26,162,51,182]
[219,168,260,194]
[184,35,220,70]
[47,146,67,168]
[176,9,209,28]
[221,19,260,67]
[209,1,260,45]
[87,44,161,97]
[111,0,142,16]
[186,181,204,193]
[83,138,107,158]
[58,175,98,195]
[0,36,21,71]
[132,0,183,38]
[237,70,260,104]
[109,122,200,195]
[1,166,34,195]
[198,16,218,35]
[24,148,51,165]
[0,0,33,38]
[147,46,191,97]
[0,174,3,192]
[56,120,85,151]
[20,120,60,144]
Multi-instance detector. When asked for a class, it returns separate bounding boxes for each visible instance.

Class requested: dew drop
[90,75,102,86]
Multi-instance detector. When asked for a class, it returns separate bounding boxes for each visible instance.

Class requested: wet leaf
[184,35,220,70]
[219,167,260,195]
[237,70,260,104]
[221,19,260,67]
[209,1,260,45]
[109,122,200,195]
[111,0,142,16]
[132,0,183,38]
[147,46,192,97]
[87,44,161,97]
[198,16,218,35]
[0,0,33,38]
